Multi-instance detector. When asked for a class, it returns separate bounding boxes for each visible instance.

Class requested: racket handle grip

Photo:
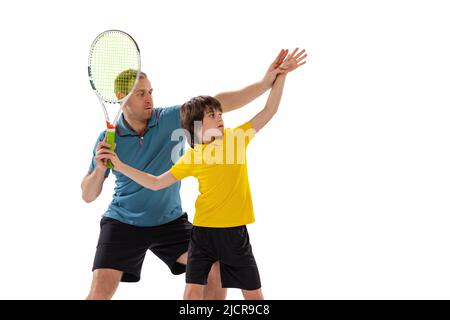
[105,129,116,169]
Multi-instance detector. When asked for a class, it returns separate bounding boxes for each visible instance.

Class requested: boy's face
[201,108,224,143]
[122,78,154,121]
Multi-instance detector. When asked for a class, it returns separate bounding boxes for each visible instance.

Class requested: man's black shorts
[186,225,261,290]
[93,213,192,282]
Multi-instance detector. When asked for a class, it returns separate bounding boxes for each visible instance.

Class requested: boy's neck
[198,136,222,146]
[203,137,215,145]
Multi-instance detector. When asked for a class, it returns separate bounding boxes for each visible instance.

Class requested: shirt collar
[117,110,159,137]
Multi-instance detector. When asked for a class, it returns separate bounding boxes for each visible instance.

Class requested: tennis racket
[88,30,141,168]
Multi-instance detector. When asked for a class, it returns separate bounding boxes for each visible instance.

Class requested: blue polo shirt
[88,105,185,226]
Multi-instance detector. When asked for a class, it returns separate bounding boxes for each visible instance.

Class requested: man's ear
[116,92,125,100]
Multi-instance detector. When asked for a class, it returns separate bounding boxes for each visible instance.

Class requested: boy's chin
[203,133,223,143]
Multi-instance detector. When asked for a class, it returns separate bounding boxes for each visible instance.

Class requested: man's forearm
[81,168,106,203]
[215,79,272,113]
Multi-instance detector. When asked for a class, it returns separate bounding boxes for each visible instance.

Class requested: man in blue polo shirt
[81,49,290,299]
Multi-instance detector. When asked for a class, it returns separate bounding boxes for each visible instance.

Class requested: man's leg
[177,253,227,300]
[90,217,148,299]
[86,268,123,300]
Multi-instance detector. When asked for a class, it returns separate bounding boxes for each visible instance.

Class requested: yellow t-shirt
[170,121,256,227]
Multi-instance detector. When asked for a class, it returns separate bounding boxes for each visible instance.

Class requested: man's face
[123,78,154,121]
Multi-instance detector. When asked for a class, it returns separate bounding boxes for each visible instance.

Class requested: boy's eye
[208,113,214,118]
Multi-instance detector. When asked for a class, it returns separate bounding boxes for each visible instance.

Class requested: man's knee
[176,252,188,265]
[86,268,123,300]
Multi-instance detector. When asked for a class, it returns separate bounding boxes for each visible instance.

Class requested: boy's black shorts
[93,213,192,282]
[186,225,261,290]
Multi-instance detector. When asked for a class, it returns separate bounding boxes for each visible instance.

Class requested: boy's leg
[184,226,224,300]
[204,261,227,300]
[242,288,264,300]
[177,254,226,300]
[219,226,262,295]
[184,283,206,300]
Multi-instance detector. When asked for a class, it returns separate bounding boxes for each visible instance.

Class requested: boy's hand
[101,150,124,171]
[278,48,307,74]
[262,49,289,86]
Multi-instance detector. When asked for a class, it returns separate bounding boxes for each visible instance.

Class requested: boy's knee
[204,262,227,300]
[184,284,205,300]
[208,262,221,283]
[242,288,264,300]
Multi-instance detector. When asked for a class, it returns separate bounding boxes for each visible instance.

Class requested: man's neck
[123,115,149,136]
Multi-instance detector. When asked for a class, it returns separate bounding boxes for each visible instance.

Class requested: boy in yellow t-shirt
[102,49,307,299]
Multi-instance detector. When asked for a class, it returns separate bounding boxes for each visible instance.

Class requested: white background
[0,0,449,299]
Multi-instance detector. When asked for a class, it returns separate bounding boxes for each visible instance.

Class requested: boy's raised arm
[214,49,289,113]
[250,48,307,132]
[250,74,287,132]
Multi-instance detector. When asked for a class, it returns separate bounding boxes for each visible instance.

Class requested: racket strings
[89,31,140,103]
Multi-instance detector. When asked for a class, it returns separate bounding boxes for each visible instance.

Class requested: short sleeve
[233,121,256,147]
[169,148,195,180]
[88,131,111,178]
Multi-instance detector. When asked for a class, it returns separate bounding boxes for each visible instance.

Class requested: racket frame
[88,30,141,169]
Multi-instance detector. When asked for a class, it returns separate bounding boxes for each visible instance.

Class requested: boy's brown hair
[181,95,223,148]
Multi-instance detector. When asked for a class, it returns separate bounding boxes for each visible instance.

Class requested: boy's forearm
[265,74,286,114]
[215,79,270,113]
[249,74,287,131]
[116,162,159,190]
